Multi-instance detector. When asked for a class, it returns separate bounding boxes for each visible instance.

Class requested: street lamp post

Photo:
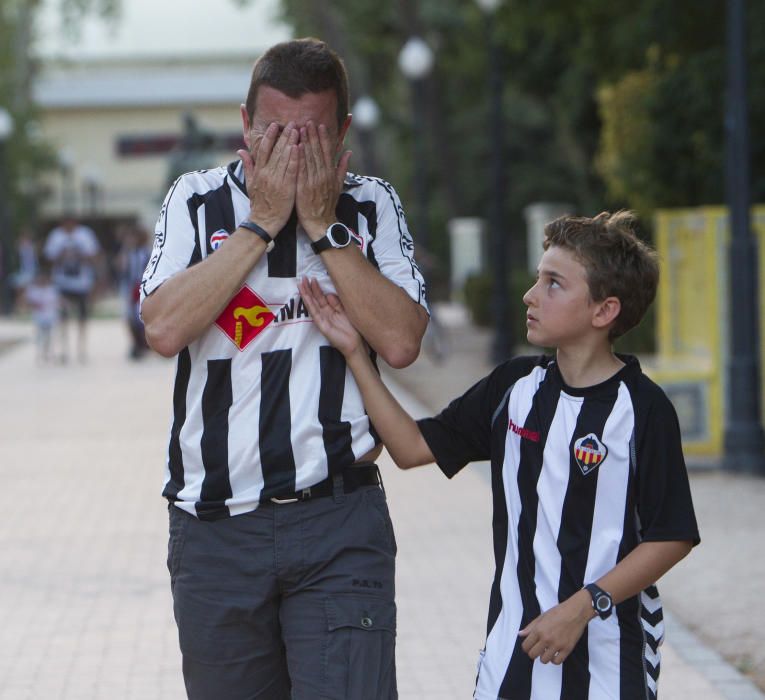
[723,0,765,474]
[58,147,76,214]
[475,0,512,362]
[81,165,102,215]
[398,36,434,255]
[0,108,14,315]
[352,95,381,176]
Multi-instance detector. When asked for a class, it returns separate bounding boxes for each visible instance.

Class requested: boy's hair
[245,38,349,130]
[543,211,659,340]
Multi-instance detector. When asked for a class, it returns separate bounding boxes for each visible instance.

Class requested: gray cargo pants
[167,474,397,699]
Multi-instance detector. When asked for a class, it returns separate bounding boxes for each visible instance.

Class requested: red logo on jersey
[509,419,540,443]
[573,433,608,475]
[215,286,275,350]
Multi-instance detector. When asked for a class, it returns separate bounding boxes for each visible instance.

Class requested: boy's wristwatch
[311,222,352,254]
[584,583,614,620]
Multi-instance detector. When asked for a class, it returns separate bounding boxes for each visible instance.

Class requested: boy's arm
[300,278,434,469]
[519,539,693,664]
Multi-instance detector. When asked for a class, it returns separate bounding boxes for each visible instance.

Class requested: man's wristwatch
[239,220,275,252]
[311,222,353,254]
[584,583,614,620]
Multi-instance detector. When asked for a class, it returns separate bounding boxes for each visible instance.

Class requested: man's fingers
[271,122,297,173]
[303,122,321,180]
[254,122,280,170]
[318,123,335,169]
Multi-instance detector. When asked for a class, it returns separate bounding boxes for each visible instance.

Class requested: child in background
[300,211,699,700]
[25,262,60,364]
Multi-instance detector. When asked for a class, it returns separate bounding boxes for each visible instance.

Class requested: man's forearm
[142,230,268,356]
[319,246,428,368]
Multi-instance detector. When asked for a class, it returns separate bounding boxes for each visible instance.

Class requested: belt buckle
[270,487,311,505]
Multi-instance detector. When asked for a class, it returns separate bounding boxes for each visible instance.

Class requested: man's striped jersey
[141,161,427,520]
[418,355,699,700]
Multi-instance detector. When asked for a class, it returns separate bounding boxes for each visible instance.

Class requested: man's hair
[543,210,659,340]
[245,38,349,130]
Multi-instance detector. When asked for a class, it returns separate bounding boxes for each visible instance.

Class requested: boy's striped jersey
[418,355,699,700]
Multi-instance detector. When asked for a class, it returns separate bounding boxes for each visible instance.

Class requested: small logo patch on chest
[210,229,230,250]
[573,433,608,475]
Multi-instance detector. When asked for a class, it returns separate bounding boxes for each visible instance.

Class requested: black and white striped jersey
[141,161,427,520]
[418,355,699,700]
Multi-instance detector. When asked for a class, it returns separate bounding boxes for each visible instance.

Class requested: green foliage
[462,272,493,327]
[463,268,536,345]
[0,0,119,237]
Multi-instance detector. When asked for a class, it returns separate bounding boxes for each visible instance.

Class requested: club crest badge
[210,229,230,251]
[573,433,608,475]
[215,286,275,350]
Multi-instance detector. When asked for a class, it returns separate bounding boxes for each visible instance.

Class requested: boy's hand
[518,591,593,664]
[299,277,363,357]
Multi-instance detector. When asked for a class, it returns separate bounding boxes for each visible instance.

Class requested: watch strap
[311,222,352,255]
[311,235,332,255]
[239,220,274,252]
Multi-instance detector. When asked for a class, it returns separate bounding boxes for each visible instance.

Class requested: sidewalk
[0,313,762,699]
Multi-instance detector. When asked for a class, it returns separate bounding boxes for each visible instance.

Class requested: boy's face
[523,245,601,349]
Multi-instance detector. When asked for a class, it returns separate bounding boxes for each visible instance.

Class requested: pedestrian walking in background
[115,224,150,359]
[301,210,699,700]
[43,215,101,363]
[9,228,39,311]
[140,38,428,699]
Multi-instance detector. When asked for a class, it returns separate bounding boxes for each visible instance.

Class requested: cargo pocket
[323,596,397,699]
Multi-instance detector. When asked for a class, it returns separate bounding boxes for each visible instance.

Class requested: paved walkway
[0,313,762,699]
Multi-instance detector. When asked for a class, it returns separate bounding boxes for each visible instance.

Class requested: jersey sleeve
[369,180,429,312]
[417,359,533,478]
[140,176,198,303]
[634,384,700,546]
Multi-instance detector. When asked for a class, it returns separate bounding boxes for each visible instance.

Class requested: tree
[0,0,119,237]
[238,0,763,277]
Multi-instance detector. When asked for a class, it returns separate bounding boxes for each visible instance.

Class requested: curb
[665,612,765,700]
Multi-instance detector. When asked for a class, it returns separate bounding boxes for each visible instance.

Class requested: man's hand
[237,121,299,235]
[518,591,594,664]
[299,277,364,358]
[296,121,352,239]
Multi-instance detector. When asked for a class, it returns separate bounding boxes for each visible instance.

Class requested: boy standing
[300,211,699,699]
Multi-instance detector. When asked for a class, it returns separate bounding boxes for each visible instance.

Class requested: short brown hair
[245,38,349,130]
[543,211,659,340]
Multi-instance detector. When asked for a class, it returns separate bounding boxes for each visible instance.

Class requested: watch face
[595,595,611,612]
[328,223,351,247]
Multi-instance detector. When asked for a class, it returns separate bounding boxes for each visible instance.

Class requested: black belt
[269,464,380,504]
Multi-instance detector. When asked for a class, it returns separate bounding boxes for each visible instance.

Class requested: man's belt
[269,463,380,504]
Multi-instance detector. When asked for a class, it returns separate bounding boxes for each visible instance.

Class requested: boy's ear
[592,296,621,331]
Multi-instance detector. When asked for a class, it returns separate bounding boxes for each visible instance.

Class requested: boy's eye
[548,278,560,289]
